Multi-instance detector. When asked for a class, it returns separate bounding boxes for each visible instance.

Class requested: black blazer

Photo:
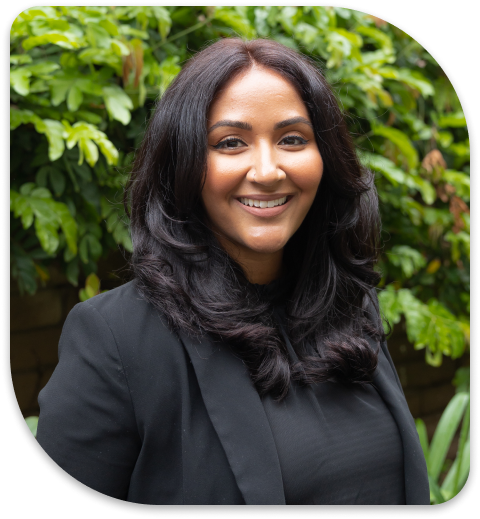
[36,280,429,504]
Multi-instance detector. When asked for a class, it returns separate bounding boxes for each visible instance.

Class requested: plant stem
[152,18,213,51]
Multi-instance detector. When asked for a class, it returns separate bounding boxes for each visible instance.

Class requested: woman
[36,38,429,505]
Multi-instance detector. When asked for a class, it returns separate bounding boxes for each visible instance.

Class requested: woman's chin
[242,237,287,255]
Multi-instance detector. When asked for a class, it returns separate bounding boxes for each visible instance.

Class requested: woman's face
[202,66,323,264]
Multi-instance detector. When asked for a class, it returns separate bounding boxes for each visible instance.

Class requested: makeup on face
[202,66,324,275]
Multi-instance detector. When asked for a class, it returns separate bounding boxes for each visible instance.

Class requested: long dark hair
[126,38,383,400]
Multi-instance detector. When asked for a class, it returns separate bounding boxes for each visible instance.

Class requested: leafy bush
[415,367,470,503]
[10,6,469,366]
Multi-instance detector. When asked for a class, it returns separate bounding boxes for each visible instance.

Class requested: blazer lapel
[179,331,286,505]
[371,338,430,504]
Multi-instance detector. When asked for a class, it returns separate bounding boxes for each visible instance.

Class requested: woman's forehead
[208,68,309,123]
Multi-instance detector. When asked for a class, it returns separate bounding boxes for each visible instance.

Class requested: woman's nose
[246,142,286,185]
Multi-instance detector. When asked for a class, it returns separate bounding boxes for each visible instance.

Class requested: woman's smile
[201,66,324,280]
[235,194,293,217]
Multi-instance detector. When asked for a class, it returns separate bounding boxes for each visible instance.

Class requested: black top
[255,279,405,504]
[36,280,429,504]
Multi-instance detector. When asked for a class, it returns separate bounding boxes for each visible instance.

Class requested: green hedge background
[10,6,470,504]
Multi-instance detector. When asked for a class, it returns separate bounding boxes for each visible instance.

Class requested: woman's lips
[235,195,293,217]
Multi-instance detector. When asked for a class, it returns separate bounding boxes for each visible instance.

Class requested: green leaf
[35,166,49,187]
[21,206,34,229]
[372,125,419,169]
[333,28,363,47]
[415,418,429,463]
[96,138,118,165]
[87,234,102,260]
[437,111,466,128]
[356,25,393,53]
[75,110,103,125]
[408,176,436,205]
[35,119,66,161]
[152,6,172,40]
[213,7,255,38]
[10,68,32,96]
[25,416,39,437]
[10,108,36,130]
[102,85,133,125]
[49,168,66,196]
[22,32,76,51]
[378,285,402,330]
[86,273,101,293]
[389,245,426,278]
[86,23,111,49]
[441,437,470,501]
[34,217,59,255]
[55,202,77,254]
[397,69,434,97]
[99,18,119,37]
[452,367,470,393]
[18,6,60,21]
[79,138,99,167]
[158,56,181,95]
[10,190,34,229]
[79,234,102,263]
[10,246,38,295]
[428,475,446,504]
[111,39,130,56]
[27,62,61,77]
[66,258,79,286]
[20,183,36,196]
[64,121,117,166]
[360,152,405,185]
[79,235,89,263]
[10,54,32,65]
[428,392,469,482]
[112,222,133,251]
[67,85,83,112]
[31,187,52,199]
[50,79,72,106]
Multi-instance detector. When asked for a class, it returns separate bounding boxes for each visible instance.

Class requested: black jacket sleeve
[36,301,141,499]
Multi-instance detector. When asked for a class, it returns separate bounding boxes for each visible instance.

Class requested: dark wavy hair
[125,38,383,400]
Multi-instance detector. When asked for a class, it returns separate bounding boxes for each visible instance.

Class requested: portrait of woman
[36,38,430,505]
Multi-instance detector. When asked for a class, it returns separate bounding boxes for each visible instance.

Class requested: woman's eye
[213,138,247,150]
[280,135,308,146]
[213,135,307,149]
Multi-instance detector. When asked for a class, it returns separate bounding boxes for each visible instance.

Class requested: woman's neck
[216,234,285,285]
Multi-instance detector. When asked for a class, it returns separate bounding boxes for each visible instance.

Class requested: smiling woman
[36,38,429,505]
[204,66,323,283]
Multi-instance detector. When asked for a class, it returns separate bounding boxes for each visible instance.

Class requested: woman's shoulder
[80,279,149,315]
[66,279,183,360]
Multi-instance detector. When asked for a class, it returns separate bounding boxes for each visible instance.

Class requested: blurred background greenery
[10,6,469,504]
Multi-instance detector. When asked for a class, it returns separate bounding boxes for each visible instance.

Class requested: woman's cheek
[289,153,323,194]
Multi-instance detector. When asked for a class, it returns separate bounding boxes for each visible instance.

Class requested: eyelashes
[213,135,309,150]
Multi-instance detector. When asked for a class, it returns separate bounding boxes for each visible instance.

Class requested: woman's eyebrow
[207,120,253,133]
[207,116,313,134]
[274,116,313,130]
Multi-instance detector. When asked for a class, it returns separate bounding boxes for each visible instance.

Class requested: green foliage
[10,7,469,367]
[25,416,39,437]
[415,368,470,503]
[79,273,107,301]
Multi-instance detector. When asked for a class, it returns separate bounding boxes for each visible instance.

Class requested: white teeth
[239,196,288,208]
